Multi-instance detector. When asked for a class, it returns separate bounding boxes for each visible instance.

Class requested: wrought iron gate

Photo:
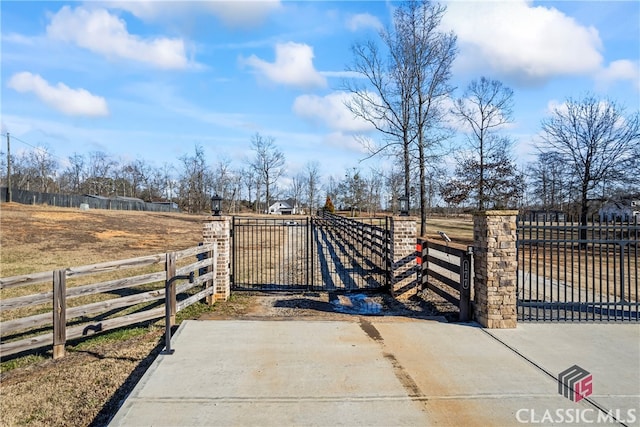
[231,215,390,292]
[517,216,639,322]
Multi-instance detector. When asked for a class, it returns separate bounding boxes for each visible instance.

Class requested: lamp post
[399,195,409,216]
[211,194,222,216]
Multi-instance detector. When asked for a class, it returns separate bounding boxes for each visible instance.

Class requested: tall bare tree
[403,1,456,232]
[346,34,415,203]
[248,133,285,210]
[452,77,514,210]
[538,94,640,225]
[346,0,456,233]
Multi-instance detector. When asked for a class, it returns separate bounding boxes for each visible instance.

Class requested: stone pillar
[390,216,418,299]
[473,210,518,328]
[203,216,231,302]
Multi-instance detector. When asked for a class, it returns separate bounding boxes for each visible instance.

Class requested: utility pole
[6,133,11,203]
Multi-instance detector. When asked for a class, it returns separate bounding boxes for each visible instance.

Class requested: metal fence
[1,187,179,212]
[231,214,390,292]
[232,217,312,290]
[517,216,639,322]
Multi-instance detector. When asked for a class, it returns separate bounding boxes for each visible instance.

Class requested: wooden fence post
[166,252,177,327]
[206,248,215,306]
[53,269,66,359]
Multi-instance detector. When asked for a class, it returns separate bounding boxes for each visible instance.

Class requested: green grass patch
[176,301,216,323]
[68,326,151,351]
[0,352,49,374]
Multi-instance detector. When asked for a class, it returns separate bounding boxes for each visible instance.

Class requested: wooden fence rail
[0,244,217,359]
[417,238,473,321]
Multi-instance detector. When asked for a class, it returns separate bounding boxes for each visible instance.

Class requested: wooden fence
[0,244,217,359]
[417,238,472,321]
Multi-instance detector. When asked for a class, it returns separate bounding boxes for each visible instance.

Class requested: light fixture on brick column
[211,194,222,216]
[399,195,409,216]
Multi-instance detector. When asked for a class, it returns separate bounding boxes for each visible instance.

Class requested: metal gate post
[459,248,473,321]
[308,217,311,290]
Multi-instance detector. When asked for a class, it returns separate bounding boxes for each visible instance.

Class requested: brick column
[203,216,231,302]
[390,216,418,299]
[473,210,518,328]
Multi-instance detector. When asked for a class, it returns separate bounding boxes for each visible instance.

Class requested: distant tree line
[2,1,638,221]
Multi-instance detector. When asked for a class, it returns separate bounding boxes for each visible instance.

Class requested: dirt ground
[0,203,458,427]
[199,290,458,322]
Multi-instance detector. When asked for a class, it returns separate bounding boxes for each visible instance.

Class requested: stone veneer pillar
[390,216,418,299]
[202,216,231,302]
[473,210,518,328]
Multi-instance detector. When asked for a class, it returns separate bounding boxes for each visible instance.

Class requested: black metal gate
[517,216,639,322]
[231,215,390,292]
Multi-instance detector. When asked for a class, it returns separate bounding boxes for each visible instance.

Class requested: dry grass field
[0,205,470,426]
[0,202,209,427]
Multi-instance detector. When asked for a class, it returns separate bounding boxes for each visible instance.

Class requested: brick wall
[391,217,419,299]
[203,217,231,302]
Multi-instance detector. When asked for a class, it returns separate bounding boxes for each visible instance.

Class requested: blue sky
[1,0,639,185]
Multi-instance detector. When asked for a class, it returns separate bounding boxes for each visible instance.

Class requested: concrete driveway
[109,318,640,427]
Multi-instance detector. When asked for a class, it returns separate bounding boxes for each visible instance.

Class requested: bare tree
[158,162,176,203]
[303,161,321,214]
[240,167,258,212]
[538,94,640,226]
[248,133,285,210]
[288,172,304,213]
[404,0,456,232]
[61,153,86,194]
[452,77,514,210]
[385,165,405,214]
[345,34,415,203]
[527,152,570,212]
[27,145,58,193]
[346,0,456,234]
[9,152,32,190]
[86,151,117,196]
[177,145,212,213]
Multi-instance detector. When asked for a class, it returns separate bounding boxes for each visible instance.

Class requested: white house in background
[599,199,640,222]
[268,199,299,215]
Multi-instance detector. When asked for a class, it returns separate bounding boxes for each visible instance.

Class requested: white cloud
[47,6,190,69]
[243,42,326,89]
[347,13,383,32]
[441,0,603,84]
[596,60,640,91]
[322,132,369,154]
[7,72,109,117]
[293,91,375,133]
[98,1,281,28]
